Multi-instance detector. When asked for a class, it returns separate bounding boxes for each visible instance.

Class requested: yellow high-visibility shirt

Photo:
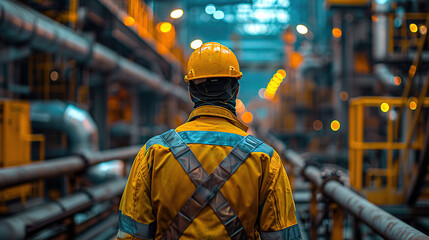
[118,105,301,240]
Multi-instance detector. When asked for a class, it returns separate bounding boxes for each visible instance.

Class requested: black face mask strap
[191,78,235,98]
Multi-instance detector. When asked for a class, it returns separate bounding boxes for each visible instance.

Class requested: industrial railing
[349,97,429,204]
[258,131,429,240]
[0,145,142,239]
[0,179,126,239]
[0,145,141,189]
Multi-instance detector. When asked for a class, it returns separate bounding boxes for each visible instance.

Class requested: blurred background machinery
[0,0,429,239]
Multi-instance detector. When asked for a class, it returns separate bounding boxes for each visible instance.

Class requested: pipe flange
[76,149,92,167]
[320,170,344,193]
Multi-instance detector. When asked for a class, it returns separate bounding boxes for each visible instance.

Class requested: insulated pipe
[0,0,190,105]
[31,101,99,154]
[259,132,429,240]
[0,145,141,189]
[0,179,126,240]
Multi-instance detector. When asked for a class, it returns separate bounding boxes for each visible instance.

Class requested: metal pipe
[0,0,190,105]
[0,179,126,240]
[0,145,141,189]
[31,101,99,154]
[323,180,429,240]
[259,132,429,240]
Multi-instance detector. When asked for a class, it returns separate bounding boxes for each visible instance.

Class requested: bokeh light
[409,100,417,110]
[380,102,390,112]
[241,112,254,124]
[409,23,418,33]
[190,39,203,49]
[213,10,224,20]
[340,91,348,101]
[170,9,184,19]
[393,76,401,85]
[205,4,216,14]
[332,28,342,38]
[123,16,135,26]
[330,120,340,131]
[296,24,308,35]
[159,22,172,33]
[277,69,287,78]
[313,120,323,131]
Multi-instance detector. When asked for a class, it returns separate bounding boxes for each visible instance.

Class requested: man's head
[185,42,242,115]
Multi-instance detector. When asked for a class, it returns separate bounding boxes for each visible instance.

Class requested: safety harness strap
[160,129,263,240]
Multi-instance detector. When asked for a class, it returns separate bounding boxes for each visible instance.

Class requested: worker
[117,42,302,240]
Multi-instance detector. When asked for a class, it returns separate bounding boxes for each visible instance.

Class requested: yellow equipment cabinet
[0,100,33,211]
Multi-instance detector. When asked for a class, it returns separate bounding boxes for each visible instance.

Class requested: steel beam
[0,145,141,189]
[0,0,190,106]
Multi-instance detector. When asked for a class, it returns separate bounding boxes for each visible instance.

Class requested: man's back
[118,105,301,240]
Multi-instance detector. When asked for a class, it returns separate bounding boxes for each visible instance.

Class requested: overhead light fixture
[170,9,183,19]
[190,39,203,49]
[330,120,340,131]
[159,22,172,33]
[123,16,135,26]
[213,10,224,20]
[205,4,216,15]
[296,24,308,35]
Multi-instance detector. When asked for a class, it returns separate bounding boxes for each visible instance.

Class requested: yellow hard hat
[184,42,242,83]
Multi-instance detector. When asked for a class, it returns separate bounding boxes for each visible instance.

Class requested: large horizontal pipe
[0,179,126,240]
[259,132,429,240]
[0,145,141,189]
[0,0,190,106]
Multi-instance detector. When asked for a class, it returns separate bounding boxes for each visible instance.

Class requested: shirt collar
[186,105,249,132]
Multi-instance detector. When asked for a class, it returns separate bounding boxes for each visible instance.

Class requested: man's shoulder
[144,134,168,150]
[253,141,275,158]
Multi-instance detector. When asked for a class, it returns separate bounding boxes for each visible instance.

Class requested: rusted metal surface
[260,132,429,240]
[0,179,126,240]
[0,145,141,189]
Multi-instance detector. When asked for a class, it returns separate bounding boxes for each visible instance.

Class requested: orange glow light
[124,16,135,26]
[159,22,172,33]
[410,23,418,33]
[290,52,303,69]
[274,73,284,80]
[272,77,282,84]
[372,15,379,22]
[380,102,389,112]
[236,99,244,109]
[332,28,342,38]
[236,99,246,113]
[264,92,272,98]
[277,69,287,78]
[313,120,323,131]
[268,81,280,88]
[241,112,254,124]
[409,65,417,77]
[409,100,417,110]
[339,91,348,101]
[420,25,428,35]
[394,76,401,85]
[330,120,340,131]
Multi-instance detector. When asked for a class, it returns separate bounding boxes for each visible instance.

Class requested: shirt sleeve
[117,144,156,240]
[259,150,302,240]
